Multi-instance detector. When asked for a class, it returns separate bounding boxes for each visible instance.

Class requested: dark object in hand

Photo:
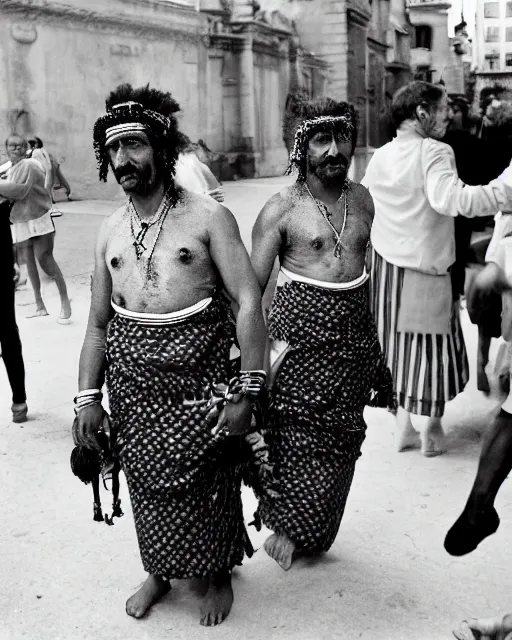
[70,414,123,525]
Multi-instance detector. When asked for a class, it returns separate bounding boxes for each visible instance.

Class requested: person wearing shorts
[0,134,71,322]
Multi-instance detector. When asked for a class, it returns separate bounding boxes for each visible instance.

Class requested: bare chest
[284,198,371,257]
[105,214,215,308]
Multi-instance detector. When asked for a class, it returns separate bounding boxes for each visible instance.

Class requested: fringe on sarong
[257,275,394,552]
[105,292,251,579]
[369,248,469,417]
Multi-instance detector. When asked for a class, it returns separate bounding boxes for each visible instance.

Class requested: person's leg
[0,276,27,417]
[421,415,446,457]
[13,242,27,288]
[125,574,171,619]
[394,406,420,452]
[19,239,48,317]
[444,408,512,555]
[200,569,234,626]
[32,232,71,321]
[56,165,71,198]
[477,329,492,393]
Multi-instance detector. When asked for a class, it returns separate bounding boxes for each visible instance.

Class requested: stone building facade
[473,0,512,110]
[0,0,327,197]
[407,0,466,94]
[254,0,413,180]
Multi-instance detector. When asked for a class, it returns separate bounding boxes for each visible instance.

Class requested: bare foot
[264,533,296,571]
[477,367,490,394]
[200,570,233,626]
[126,574,170,619]
[421,418,446,457]
[26,307,49,319]
[395,408,420,452]
[58,300,72,324]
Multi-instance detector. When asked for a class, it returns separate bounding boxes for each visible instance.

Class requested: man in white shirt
[362,81,512,457]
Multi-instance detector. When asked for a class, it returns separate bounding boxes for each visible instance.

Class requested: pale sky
[448,0,477,37]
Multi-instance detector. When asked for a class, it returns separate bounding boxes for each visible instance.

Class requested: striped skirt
[369,249,469,418]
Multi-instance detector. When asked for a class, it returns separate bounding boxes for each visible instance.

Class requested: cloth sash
[396,268,452,335]
[278,265,369,290]
[111,296,212,325]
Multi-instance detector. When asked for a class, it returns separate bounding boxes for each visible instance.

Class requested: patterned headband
[286,114,355,177]
[94,101,172,148]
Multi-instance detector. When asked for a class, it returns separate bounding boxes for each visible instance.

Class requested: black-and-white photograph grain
[4,0,512,638]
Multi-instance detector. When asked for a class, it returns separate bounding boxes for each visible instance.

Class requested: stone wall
[0,0,327,193]
[0,0,208,198]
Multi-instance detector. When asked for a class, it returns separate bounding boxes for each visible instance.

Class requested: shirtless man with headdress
[73,84,266,626]
[250,95,395,570]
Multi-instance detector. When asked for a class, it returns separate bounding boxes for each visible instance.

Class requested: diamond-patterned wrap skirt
[257,277,394,552]
[105,293,250,580]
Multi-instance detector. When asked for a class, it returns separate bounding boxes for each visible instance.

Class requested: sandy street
[1,177,511,640]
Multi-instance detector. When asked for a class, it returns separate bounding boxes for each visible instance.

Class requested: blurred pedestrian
[174,136,225,202]
[445,228,512,555]
[0,134,71,322]
[28,136,71,217]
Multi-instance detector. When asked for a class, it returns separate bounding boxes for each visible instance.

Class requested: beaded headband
[286,114,356,178]
[94,101,172,148]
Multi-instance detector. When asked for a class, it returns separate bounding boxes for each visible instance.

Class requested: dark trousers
[1,276,26,404]
[1,203,26,405]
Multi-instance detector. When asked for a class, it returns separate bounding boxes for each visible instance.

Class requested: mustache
[113,163,139,181]
[321,155,349,168]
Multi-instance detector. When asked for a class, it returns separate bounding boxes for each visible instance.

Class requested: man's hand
[453,614,512,640]
[214,397,253,436]
[206,187,225,203]
[13,262,20,286]
[72,404,106,451]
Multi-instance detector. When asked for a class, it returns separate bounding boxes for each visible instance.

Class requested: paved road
[1,178,511,640]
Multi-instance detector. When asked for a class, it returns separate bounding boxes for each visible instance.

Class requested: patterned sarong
[257,269,394,552]
[105,293,250,580]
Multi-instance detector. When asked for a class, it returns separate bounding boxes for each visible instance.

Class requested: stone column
[239,32,256,153]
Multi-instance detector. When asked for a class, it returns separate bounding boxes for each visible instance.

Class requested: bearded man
[250,96,395,571]
[73,84,266,626]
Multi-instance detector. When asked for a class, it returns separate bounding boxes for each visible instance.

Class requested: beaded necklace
[128,191,174,279]
[304,183,349,259]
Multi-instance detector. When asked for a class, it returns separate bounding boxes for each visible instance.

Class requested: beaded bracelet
[239,370,267,399]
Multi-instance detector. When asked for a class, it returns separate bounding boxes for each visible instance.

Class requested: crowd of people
[3,80,512,637]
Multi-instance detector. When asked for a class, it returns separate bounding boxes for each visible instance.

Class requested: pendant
[133,222,149,260]
[133,240,146,260]
[333,237,346,259]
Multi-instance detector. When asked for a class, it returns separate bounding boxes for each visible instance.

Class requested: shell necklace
[304,183,348,259]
